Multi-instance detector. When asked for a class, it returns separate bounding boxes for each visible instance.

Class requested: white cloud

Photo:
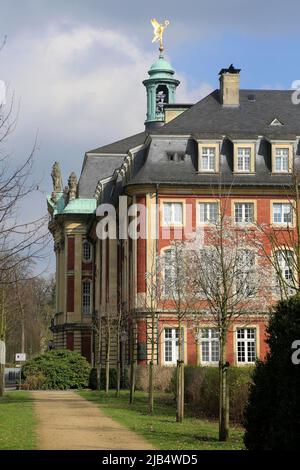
[1,24,213,185]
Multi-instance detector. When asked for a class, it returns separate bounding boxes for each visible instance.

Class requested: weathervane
[151,18,170,55]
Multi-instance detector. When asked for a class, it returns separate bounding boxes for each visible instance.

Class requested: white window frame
[82,280,92,315]
[272,203,293,225]
[199,328,220,365]
[82,240,92,263]
[201,147,216,172]
[198,202,219,225]
[162,202,183,226]
[234,202,254,224]
[275,148,289,173]
[162,248,175,298]
[237,147,251,172]
[235,249,256,298]
[236,328,256,364]
[164,328,179,365]
[275,250,294,286]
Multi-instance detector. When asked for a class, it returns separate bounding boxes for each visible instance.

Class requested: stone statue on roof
[51,161,62,192]
[68,172,78,201]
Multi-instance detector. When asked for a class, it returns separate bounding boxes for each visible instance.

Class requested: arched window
[82,280,92,315]
[156,85,169,114]
[82,240,92,263]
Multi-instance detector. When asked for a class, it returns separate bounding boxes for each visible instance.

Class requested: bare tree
[185,207,271,440]
[0,286,6,396]
[142,250,166,414]
[115,301,128,397]
[101,304,120,396]
[128,309,137,404]
[160,242,198,422]
[255,170,300,299]
[0,45,51,392]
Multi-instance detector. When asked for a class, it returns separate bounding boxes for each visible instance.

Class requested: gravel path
[32,390,154,450]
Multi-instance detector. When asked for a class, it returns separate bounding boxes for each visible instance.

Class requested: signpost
[15,353,26,389]
[15,353,26,363]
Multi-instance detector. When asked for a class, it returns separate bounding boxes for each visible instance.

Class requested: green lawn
[79,390,245,450]
[0,391,37,450]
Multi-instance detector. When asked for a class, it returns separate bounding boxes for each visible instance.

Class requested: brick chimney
[219,64,241,106]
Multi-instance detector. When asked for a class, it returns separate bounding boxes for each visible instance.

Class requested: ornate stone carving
[51,162,62,192]
[68,172,78,201]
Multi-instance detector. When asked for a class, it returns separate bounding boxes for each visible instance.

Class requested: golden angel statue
[151,18,170,51]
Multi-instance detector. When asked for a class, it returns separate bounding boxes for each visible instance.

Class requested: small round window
[83,240,92,263]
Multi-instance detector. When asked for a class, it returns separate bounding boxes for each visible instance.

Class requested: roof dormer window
[272,144,293,174]
[167,152,186,162]
[233,143,255,173]
[198,142,220,173]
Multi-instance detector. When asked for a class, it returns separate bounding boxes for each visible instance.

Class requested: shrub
[89,367,129,390]
[135,365,176,392]
[89,368,98,390]
[22,372,46,390]
[172,365,253,423]
[244,297,300,450]
[22,350,91,390]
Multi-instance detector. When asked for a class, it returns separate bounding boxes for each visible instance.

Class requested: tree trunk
[97,363,102,391]
[105,330,111,396]
[129,321,136,404]
[219,329,229,441]
[116,329,121,397]
[148,311,155,414]
[176,322,184,422]
[21,318,25,354]
[0,363,4,397]
[97,315,102,391]
[0,290,6,397]
[129,359,136,404]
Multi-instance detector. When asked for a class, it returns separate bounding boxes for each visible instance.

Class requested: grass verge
[79,390,244,450]
[0,391,37,450]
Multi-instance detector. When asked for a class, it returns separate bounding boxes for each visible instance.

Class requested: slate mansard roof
[152,89,300,140]
[78,89,300,197]
[78,132,147,198]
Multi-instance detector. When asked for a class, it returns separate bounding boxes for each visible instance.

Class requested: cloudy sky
[0,0,300,271]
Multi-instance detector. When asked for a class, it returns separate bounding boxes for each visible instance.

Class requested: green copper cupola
[143,51,180,130]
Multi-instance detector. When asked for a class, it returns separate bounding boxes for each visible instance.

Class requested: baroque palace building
[47,45,300,368]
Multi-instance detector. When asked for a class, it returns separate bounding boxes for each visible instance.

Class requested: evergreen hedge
[22,350,91,390]
[244,297,300,450]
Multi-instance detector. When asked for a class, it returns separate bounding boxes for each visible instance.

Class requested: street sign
[0,341,5,365]
[15,353,26,362]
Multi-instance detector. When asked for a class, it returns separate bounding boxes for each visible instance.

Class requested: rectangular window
[236,250,256,297]
[276,250,293,281]
[200,328,220,364]
[163,249,175,297]
[234,203,254,224]
[83,241,92,262]
[164,328,179,364]
[237,328,256,364]
[202,147,216,171]
[198,202,219,224]
[237,147,251,172]
[275,148,289,172]
[82,281,91,315]
[272,203,292,225]
[163,202,183,226]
